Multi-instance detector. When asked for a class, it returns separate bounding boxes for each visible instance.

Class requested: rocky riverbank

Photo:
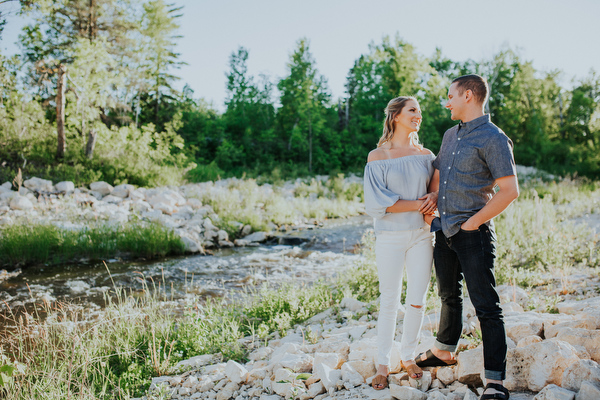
[137,269,600,400]
[0,174,364,270]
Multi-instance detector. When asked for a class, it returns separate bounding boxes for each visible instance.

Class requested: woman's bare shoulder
[367,148,388,162]
[421,148,435,156]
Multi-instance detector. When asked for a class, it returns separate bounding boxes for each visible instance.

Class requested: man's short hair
[452,74,489,105]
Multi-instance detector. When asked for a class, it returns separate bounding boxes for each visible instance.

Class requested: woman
[363,96,439,390]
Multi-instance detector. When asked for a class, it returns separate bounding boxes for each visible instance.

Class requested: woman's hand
[424,214,435,226]
[418,191,438,215]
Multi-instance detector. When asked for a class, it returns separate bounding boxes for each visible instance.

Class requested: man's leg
[454,225,506,385]
[418,230,463,363]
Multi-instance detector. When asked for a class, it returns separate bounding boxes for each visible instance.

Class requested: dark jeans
[433,224,506,381]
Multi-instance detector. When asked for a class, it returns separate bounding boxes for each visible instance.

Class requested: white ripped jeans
[375,227,433,366]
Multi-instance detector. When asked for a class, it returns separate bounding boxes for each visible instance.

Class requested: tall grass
[0,222,186,268]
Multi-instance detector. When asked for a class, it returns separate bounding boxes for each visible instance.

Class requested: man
[416,74,519,400]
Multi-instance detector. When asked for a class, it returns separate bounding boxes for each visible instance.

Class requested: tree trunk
[308,113,313,173]
[86,129,97,159]
[56,64,67,159]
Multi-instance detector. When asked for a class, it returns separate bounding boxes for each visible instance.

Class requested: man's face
[445,82,467,121]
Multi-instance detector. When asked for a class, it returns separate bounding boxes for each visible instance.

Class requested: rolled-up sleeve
[363,163,401,219]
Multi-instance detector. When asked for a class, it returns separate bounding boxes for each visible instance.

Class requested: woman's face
[394,99,422,133]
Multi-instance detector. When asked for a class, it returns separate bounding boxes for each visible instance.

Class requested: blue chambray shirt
[433,114,517,238]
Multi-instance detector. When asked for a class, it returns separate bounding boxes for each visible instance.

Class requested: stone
[89,181,113,196]
[182,375,198,388]
[9,195,33,210]
[340,297,367,312]
[217,229,229,242]
[310,340,351,360]
[181,236,202,253]
[225,360,248,384]
[408,370,431,392]
[504,313,544,343]
[361,386,393,399]
[307,380,325,397]
[23,177,53,192]
[272,368,295,398]
[496,284,530,307]
[555,328,600,361]
[501,301,524,313]
[277,353,313,373]
[437,366,456,386]
[576,381,600,400]
[313,362,341,393]
[532,384,575,400]
[55,181,75,193]
[241,224,252,236]
[0,182,11,190]
[516,335,543,348]
[249,347,273,361]
[187,198,202,209]
[504,339,580,392]
[545,319,597,339]
[216,381,240,400]
[346,360,376,380]
[244,231,269,243]
[111,184,133,198]
[427,390,448,400]
[102,195,123,204]
[457,347,483,387]
[561,359,600,391]
[389,383,427,400]
[341,362,364,388]
[313,352,343,370]
[349,325,368,340]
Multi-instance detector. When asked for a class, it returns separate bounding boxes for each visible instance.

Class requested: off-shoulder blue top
[363,153,435,232]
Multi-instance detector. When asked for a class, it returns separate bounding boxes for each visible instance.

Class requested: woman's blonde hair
[377,96,423,149]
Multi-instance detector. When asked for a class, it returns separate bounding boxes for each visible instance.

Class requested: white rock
[55,181,75,193]
[427,390,448,400]
[561,359,600,391]
[556,328,600,361]
[10,195,33,210]
[576,381,600,400]
[532,384,575,400]
[313,353,343,371]
[244,231,269,243]
[313,363,341,393]
[272,368,295,398]
[504,312,544,343]
[341,362,364,388]
[23,177,53,192]
[277,353,313,373]
[389,383,427,400]
[102,195,123,204]
[346,360,376,380]
[225,360,248,384]
[89,190,104,200]
[340,297,367,312]
[349,325,368,340]
[0,182,11,190]
[505,339,580,392]
[545,319,597,339]
[217,230,229,242]
[182,375,198,388]
[409,370,431,392]
[501,301,524,313]
[187,198,203,209]
[308,380,325,397]
[437,366,456,385]
[249,347,273,361]
[516,335,543,348]
[457,347,483,387]
[89,181,113,196]
[181,236,202,253]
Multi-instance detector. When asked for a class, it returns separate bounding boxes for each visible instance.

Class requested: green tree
[277,38,332,173]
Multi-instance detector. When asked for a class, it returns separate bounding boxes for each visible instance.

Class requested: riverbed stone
[225,360,248,384]
[457,346,483,387]
[437,366,456,385]
[313,352,343,370]
[24,177,53,192]
[244,231,269,243]
[90,181,113,196]
[55,181,75,193]
[389,383,427,400]
[10,195,33,210]
[576,381,600,400]
[533,384,575,400]
[561,359,600,391]
[555,328,600,361]
[341,362,364,388]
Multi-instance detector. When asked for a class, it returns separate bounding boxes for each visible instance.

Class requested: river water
[0,215,374,313]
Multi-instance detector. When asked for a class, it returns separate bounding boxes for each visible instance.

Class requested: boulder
[561,359,600,391]
[532,384,575,400]
[576,381,600,400]
[341,362,364,388]
[545,319,597,339]
[408,370,431,392]
[10,195,33,210]
[244,231,269,243]
[389,383,427,400]
[340,297,367,313]
[55,181,75,193]
[504,312,544,343]
[346,360,376,380]
[313,362,341,393]
[89,181,113,196]
[555,328,600,361]
[313,353,343,370]
[112,184,134,198]
[1,182,11,190]
[505,339,580,392]
[224,360,248,384]
[516,335,543,348]
[23,177,53,192]
[276,353,313,373]
[437,366,456,385]
[457,347,484,387]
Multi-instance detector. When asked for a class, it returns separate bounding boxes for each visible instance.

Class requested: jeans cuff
[434,340,457,352]
[484,369,505,381]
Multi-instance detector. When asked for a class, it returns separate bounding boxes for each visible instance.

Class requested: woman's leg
[400,228,433,363]
[375,231,409,368]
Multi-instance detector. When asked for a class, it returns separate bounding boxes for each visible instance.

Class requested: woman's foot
[402,360,423,379]
[371,364,389,390]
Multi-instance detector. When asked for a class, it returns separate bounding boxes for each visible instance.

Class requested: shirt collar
[458,114,490,136]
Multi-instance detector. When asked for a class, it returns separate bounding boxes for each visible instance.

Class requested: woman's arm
[419,169,439,215]
[386,199,424,213]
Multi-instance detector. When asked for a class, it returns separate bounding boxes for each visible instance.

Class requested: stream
[0,215,373,313]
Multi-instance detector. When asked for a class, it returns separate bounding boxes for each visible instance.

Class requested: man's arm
[460,175,519,231]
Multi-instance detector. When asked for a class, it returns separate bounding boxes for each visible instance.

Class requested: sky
[2,0,599,111]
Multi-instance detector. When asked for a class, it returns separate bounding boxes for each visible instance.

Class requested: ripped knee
[410,304,423,309]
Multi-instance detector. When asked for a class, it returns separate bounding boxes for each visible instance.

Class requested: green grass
[0,222,186,268]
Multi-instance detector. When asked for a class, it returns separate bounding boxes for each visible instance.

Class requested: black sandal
[414,349,457,368]
[480,382,510,400]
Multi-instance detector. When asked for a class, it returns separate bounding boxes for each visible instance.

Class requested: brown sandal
[402,361,423,379]
[371,374,388,390]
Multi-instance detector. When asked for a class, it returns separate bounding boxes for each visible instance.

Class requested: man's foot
[401,360,423,379]
[371,364,388,390]
[480,382,509,400]
[414,349,456,367]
